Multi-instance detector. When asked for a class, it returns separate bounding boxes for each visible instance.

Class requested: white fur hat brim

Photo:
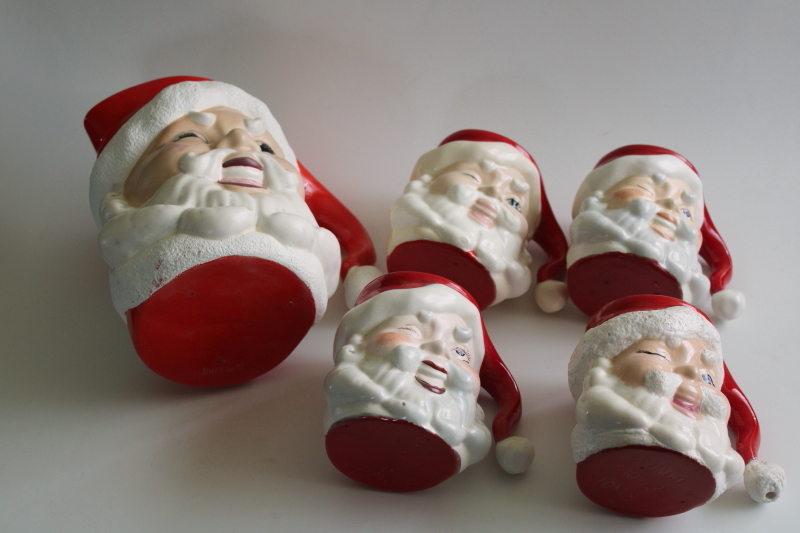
[568,306,721,401]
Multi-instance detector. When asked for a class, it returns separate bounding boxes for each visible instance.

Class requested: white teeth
[187,111,216,126]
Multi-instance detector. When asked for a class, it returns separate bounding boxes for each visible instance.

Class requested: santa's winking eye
[636,349,668,360]
[258,142,275,154]
[174,131,208,143]
[702,373,714,386]
[506,198,521,211]
[398,325,421,337]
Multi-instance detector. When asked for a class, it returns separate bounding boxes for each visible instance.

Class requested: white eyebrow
[700,348,721,366]
[681,190,698,205]
[244,117,266,136]
[187,111,216,126]
[480,159,497,173]
[652,172,667,186]
[511,178,530,193]
[453,326,473,343]
[417,310,433,323]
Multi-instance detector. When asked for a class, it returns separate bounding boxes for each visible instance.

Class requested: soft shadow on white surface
[1,1,798,532]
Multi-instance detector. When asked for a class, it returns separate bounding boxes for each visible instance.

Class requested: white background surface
[1,1,798,532]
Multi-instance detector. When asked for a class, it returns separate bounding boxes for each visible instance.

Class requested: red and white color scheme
[386,130,567,311]
[568,295,785,517]
[567,145,745,320]
[86,76,375,387]
[324,272,534,492]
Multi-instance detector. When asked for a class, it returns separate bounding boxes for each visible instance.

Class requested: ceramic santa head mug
[568,295,785,517]
[385,130,568,312]
[86,76,375,387]
[567,145,744,320]
[324,272,534,492]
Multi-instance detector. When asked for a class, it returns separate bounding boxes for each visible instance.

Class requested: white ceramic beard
[323,337,493,471]
[96,149,341,321]
[572,358,745,501]
[388,178,532,305]
[567,196,710,305]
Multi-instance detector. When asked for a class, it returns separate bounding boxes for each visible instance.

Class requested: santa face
[389,154,539,303]
[603,174,702,248]
[568,184,709,304]
[324,309,491,469]
[363,312,478,394]
[427,160,532,230]
[124,106,302,207]
[572,342,743,501]
[610,338,724,421]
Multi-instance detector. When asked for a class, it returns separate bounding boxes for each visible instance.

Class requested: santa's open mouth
[416,377,446,395]
[219,157,266,189]
[416,360,447,394]
[672,395,701,419]
[469,198,498,228]
[650,212,677,240]
[223,157,264,171]
[421,360,447,374]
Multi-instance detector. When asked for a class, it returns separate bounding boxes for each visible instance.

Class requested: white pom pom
[534,280,568,313]
[711,289,746,321]
[343,265,383,309]
[495,436,535,474]
[744,459,786,503]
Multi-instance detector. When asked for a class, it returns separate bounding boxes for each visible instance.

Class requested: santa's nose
[659,198,676,209]
[216,128,259,152]
[421,339,445,355]
[479,185,500,199]
[675,364,700,380]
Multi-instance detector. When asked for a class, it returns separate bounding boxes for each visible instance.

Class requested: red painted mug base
[576,445,716,517]
[126,256,315,387]
[567,252,682,316]
[326,416,460,492]
[387,240,495,310]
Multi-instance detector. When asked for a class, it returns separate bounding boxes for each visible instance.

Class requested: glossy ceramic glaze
[86,77,375,386]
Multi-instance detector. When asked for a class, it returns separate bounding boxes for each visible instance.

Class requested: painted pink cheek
[370,331,411,349]
[612,188,646,200]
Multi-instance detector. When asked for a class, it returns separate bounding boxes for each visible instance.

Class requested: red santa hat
[326,272,534,492]
[387,130,568,311]
[570,295,785,515]
[571,145,744,320]
[85,76,375,280]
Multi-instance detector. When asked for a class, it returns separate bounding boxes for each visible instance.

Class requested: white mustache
[644,369,682,397]
[178,148,301,192]
[700,385,729,419]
